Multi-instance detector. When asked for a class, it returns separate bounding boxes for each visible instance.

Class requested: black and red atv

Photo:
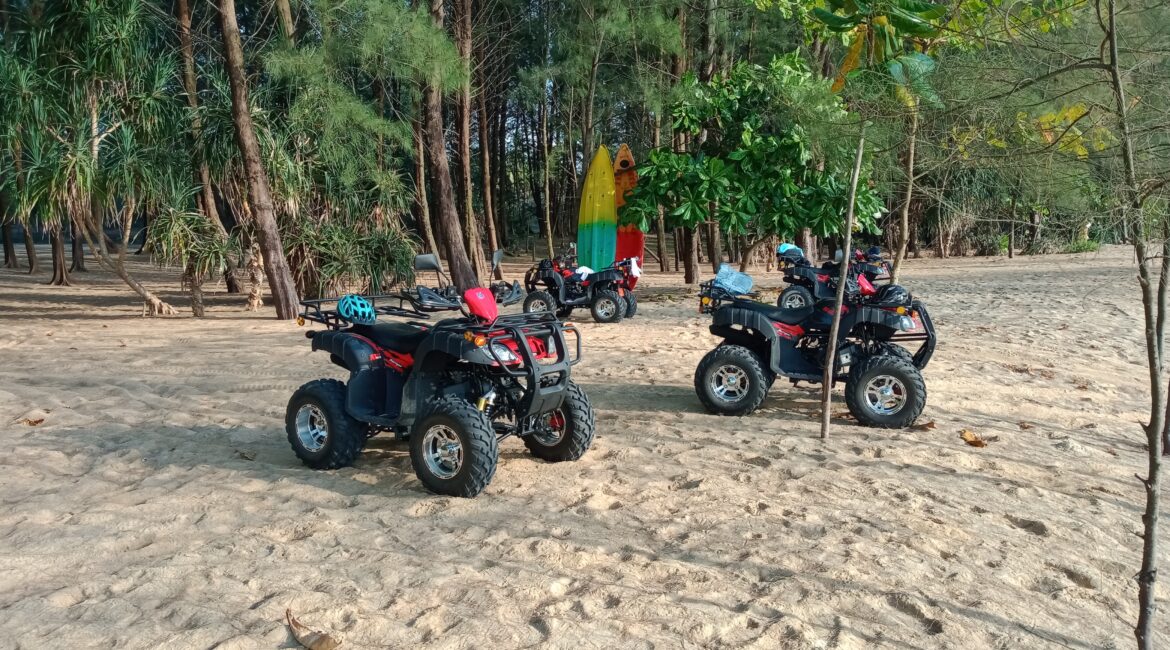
[776,247,891,310]
[694,267,935,428]
[522,245,641,323]
[287,286,593,498]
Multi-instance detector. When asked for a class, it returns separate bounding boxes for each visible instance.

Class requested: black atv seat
[351,322,429,353]
[732,299,813,325]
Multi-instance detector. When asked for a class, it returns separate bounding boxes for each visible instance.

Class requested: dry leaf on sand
[17,417,44,426]
[911,420,937,431]
[960,429,987,448]
[1018,421,1034,430]
[286,609,342,650]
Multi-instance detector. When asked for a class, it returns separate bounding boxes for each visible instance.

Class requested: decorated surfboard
[613,143,645,271]
[577,146,617,270]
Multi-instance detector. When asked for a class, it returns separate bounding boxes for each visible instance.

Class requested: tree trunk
[274,0,295,43]
[245,243,264,310]
[820,124,867,439]
[413,111,440,257]
[22,225,37,273]
[2,199,16,269]
[49,227,71,286]
[186,265,206,317]
[682,227,699,284]
[707,220,722,273]
[476,61,501,278]
[69,218,87,272]
[652,115,668,272]
[1101,1,1165,645]
[219,0,300,319]
[455,0,486,282]
[540,89,555,259]
[423,0,476,290]
[582,49,601,166]
[890,106,918,284]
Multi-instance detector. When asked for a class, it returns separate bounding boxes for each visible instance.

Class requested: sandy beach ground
[0,245,1166,649]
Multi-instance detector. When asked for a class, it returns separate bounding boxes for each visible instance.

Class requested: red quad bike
[522,245,640,323]
[694,267,936,428]
[287,286,594,498]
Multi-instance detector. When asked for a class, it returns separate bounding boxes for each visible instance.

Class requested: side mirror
[414,253,443,273]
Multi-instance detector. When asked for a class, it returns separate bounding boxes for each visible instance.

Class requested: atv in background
[414,249,524,306]
[694,266,935,428]
[522,244,641,323]
[287,286,593,497]
[776,247,891,310]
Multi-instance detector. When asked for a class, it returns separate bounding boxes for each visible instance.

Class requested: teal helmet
[338,294,376,325]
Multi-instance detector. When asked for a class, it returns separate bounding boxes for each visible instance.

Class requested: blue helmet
[338,294,376,325]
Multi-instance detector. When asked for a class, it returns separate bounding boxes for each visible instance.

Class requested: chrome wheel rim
[596,298,617,319]
[532,410,567,446]
[864,375,907,415]
[711,364,750,402]
[421,424,463,479]
[781,292,807,309]
[295,404,329,452]
[527,298,549,313]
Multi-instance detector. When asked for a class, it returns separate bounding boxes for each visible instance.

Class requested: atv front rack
[298,294,432,330]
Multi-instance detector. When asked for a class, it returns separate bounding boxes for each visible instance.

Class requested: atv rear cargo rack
[298,293,432,330]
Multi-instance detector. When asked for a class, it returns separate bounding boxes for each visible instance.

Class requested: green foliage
[149,207,236,279]
[1061,239,1100,254]
[623,54,883,241]
[284,216,417,298]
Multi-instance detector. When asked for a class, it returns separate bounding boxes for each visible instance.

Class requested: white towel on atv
[573,266,594,280]
[629,258,642,277]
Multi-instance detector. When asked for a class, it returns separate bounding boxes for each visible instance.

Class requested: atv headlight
[490,343,518,363]
[898,316,916,331]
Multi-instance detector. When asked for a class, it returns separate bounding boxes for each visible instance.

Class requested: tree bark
[274,0,295,44]
[219,0,300,319]
[69,218,87,272]
[455,0,487,282]
[707,220,722,273]
[476,59,502,278]
[820,124,867,440]
[2,195,15,269]
[186,265,206,317]
[682,227,699,284]
[890,106,918,284]
[652,115,668,272]
[22,225,37,273]
[1101,1,1165,645]
[413,110,440,257]
[423,0,476,290]
[540,87,555,259]
[48,227,72,287]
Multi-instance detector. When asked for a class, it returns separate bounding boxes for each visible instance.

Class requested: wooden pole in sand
[820,123,868,439]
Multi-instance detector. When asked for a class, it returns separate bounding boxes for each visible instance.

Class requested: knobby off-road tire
[286,379,366,470]
[523,290,557,315]
[844,354,927,429]
[409,397,499,497]
[694,344,769,416]
[878,342,915,364]
[590,289,625,323]
[624,291,638,318]
[523,381,596,462]
[777,285,813,309]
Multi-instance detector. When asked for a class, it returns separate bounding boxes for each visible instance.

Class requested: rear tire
[523,381,596,461]
[409,397,498,497]
[845,355,927,428]
[777,285,813,309]
[523,290,557,315]
[624,291,638,318]
[590,289,625,323]
[286,379,366,470]
[694,345,769,416]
